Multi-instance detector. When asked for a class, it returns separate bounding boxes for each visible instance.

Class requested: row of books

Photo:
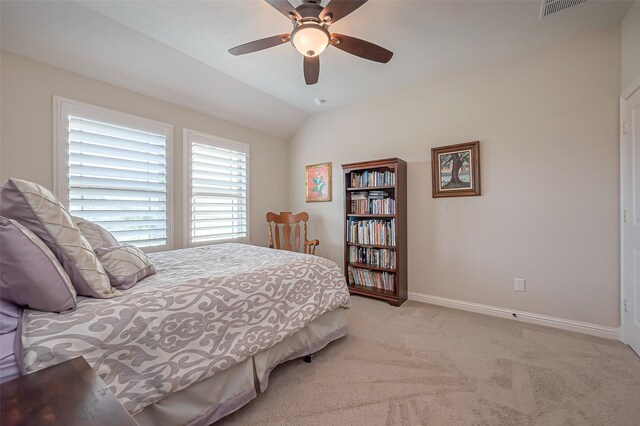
[347,219,396,246]
[350,198,395,214]
[350,170,396,188]
[349,247,396,269]
[348,266,395,291]
[350,191,395,214]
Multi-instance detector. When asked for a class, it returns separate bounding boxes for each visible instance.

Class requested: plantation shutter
[186,131,249,245]
[65,115,169,248]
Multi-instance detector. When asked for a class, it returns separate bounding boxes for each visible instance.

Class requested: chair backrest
[266,211,316,254]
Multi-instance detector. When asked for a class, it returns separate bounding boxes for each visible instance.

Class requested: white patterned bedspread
[21,243,351,414]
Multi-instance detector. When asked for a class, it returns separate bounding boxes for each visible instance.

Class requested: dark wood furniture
[342,158,408,306]
[0,357,137,426]
[266,211,320,255]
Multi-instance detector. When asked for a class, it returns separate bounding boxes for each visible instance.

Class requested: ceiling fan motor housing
[296,2,324,20]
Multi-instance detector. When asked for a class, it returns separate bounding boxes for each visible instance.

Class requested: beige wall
[622,1,640,91]
[0,50,289,248]
[289,26,621,327]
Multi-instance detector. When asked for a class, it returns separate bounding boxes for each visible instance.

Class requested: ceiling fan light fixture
[291,23,330,57]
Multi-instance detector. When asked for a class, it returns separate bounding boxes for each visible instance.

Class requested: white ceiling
[1,1,632,139]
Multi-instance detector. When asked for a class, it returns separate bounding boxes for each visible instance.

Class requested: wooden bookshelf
[342,158,407,306]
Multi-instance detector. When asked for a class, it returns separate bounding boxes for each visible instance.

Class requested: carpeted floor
[219,296,640,425]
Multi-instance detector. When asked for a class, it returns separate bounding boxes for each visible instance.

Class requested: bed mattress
[19,243,351,415]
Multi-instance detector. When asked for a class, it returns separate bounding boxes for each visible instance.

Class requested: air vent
[540,0,588,18]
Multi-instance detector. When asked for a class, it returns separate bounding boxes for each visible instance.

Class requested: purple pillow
[0,300,21,383]
[0,299,20,335]
[0,217,77,312]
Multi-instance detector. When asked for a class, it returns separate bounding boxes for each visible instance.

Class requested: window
[184,129,249,246]
[54,97,173,251]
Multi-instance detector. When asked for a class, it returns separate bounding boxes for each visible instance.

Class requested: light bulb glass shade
[291,24,329,57]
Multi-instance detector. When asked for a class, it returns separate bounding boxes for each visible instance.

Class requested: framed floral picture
[431,141,481,197]
[306,162,332,202]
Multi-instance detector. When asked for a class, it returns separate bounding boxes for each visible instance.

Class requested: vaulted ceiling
[1,1,632,138]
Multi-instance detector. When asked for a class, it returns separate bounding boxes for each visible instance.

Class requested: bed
[15,243,351,424]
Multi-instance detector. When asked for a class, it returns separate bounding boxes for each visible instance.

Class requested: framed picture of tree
[306,162,332,202]
[431,141,481,197]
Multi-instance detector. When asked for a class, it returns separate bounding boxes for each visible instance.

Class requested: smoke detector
[314,98,327,106]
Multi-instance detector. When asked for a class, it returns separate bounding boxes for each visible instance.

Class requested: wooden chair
[266,211,319,255]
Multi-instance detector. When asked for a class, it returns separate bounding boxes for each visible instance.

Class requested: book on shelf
[348,266,395,291]
[350,170,396,188]
[349,246,395,269]
[350,191,395,215]
[347,219,396,246]
[367,191,386,198]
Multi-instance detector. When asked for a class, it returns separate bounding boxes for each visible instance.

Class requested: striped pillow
[95,245,155,290]
[73,216,119,250]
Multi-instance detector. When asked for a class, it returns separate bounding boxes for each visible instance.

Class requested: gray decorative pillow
[0,217,77,312]
[95,245,156,290]
[0,178,118,299]
[73,216,119,250]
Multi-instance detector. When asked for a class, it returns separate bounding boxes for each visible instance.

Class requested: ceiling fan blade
[265,0,301,21]
[304,56,319,85]
[228,34,290,56]
[330,33,393,63]
[320,0,367,24]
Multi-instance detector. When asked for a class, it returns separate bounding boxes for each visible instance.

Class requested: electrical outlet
[514,278,525,292]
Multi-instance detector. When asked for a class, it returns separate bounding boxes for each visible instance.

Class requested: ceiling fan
[228,0,393,85]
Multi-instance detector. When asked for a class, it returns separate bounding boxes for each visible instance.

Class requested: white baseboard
[407,292,620,340]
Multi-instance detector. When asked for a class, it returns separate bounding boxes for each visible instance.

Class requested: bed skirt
[133,308,347,426]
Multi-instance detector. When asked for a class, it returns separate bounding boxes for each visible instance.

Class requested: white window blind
[55,98,172,250]
[185,130,249,245]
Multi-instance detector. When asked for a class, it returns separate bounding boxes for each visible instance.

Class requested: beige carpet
[219,296,640,425]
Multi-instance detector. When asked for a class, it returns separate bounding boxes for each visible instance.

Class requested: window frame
[53,96,174,253]
[182,128,251,248]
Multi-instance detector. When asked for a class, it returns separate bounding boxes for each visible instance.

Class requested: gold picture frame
[305,162,332,202]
